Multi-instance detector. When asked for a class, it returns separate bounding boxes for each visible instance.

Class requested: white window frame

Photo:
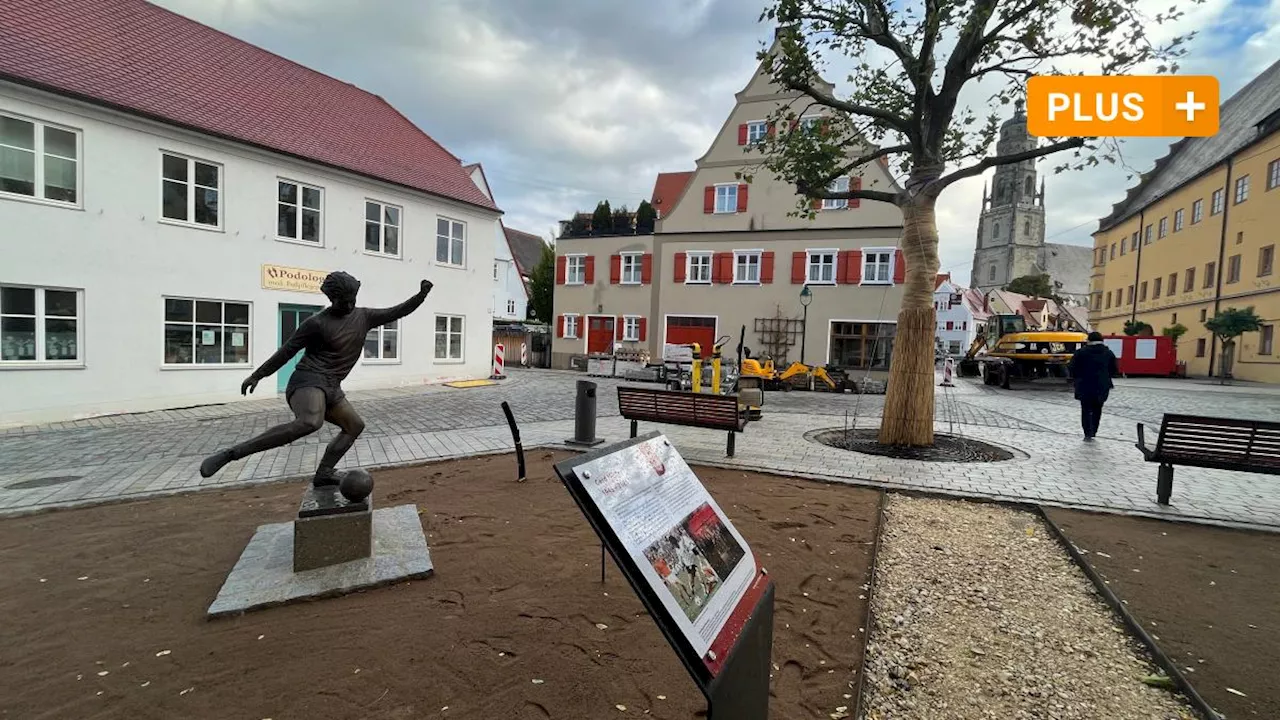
[363,320,401,364]
[686,252,712,284]
[436,216,467,267]
[1268,159,1280,191]
[434,314,465,363]
[1158,217,1168,238]
[1192,199,1204,223]
[565,254,587,285]
[1234,175,1250,204]
[1173,208,1184,232]
[506,299,517,315]
[807,249,838,285]
[822,177,850,210]
[160,151,222,230]
[364,199,402,258]
[0,111,82,208]
[1211,188,1224,215]
[622,315,642,341]
[861,247,895,285]
[620,252,643,285]
[563,313,581,339]
[798,115,822,133]
[276,178,323,246]
[161,296,252,368]
[746,120,769,145]
[733,250,762,285]
[0,284,84,368]
[714,183,738,214]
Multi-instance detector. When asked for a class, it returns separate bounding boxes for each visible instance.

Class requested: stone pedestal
[207,499,434,619]
[293,486,373,572]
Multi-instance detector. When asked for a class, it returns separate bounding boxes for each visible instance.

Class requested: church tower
[970,100,1047,292]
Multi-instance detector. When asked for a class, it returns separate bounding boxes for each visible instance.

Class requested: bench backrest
[1156,414,1280,472]
[617,386,743,431]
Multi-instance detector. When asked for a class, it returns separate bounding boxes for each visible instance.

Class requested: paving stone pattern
[2,369,1278,531]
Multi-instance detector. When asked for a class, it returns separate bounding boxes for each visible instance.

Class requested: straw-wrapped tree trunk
[749,0,1202,446]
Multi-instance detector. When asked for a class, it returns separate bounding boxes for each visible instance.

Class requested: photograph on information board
[574,435,756,657]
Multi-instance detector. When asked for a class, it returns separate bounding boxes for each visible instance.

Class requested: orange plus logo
[1027,75,1220,138]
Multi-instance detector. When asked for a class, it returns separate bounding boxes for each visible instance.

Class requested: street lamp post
[799,285,813,366]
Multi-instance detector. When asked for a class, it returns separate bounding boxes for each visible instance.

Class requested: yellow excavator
[957,313,1087,389]
[735,326,840,393]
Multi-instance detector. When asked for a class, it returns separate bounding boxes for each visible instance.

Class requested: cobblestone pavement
[1,369,1277,531]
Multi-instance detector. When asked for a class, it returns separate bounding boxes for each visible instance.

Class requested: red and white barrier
[939,356,955,387]
[492,343,506,379]
[520,342,529,367]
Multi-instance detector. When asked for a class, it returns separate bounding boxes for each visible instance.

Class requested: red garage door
[665,315,717,352]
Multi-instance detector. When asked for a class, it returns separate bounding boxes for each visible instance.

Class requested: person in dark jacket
[1068,331,1120,440]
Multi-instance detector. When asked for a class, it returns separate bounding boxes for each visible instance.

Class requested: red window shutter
[811,196,822,210]
[557,316,565,337]
[791,252,806,284]
[850,177,862,209]
[555,256,566,284]
[946,321,954,331]
[893,250,906,284]
[760,251,775,284]
[848,250,863,284]
[610,254,621,284]
[737,184,749,212]
[703,186,715,214]
[674,252,687,282]
[639,317,648,342]
[789,119,799,131]
[641,253,653,284]
[836,251,849,284]
[713,252,733,284]
[737,124,748,145]
[767,122,777,137]
[615,318,624,341]
[584,256,595,284]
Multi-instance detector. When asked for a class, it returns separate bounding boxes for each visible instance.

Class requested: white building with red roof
[0,0,503,426]
[934,274,990,357]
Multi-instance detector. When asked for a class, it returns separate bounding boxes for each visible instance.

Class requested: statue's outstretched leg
[312,399,366,486]
[199,387,326,478]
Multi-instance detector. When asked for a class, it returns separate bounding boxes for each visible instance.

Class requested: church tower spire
[969,98,1047,292]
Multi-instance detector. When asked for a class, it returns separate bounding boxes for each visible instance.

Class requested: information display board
[555,432,774,705]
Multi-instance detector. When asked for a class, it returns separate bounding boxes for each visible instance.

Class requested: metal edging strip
[852,490,890,720]
[1034,505,1222,720]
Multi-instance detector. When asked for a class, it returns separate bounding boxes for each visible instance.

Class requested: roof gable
[0,0,498,212]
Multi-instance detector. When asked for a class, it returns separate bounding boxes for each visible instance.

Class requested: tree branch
[796,181,901,205]
[785,80,914,134]
[929,137,1087,194]
[822,143,912,185]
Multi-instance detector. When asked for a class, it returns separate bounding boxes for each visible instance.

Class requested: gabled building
[503,227,552,303]
[934,274,988,356]
[466,163,527,323]
[1088,60,1280,381]
[0,0,502,426]
[550,32,906,372]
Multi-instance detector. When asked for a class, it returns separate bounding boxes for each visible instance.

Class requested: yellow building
[1089,60,1280,382]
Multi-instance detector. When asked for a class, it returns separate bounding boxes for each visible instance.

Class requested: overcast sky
[155,0,1279,285]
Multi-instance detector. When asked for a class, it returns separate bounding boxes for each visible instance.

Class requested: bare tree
[747,0,1201,445]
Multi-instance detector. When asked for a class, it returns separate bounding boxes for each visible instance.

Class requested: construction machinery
[957,313,1087,389]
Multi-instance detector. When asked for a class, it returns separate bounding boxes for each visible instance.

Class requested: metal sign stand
[555,433,772,720]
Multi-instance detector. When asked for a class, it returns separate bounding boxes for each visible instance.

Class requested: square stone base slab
[207,504,432,619]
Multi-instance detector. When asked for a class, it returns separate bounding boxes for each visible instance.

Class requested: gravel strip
[859,495,1198,720]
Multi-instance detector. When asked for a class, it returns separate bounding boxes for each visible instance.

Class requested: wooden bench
[617,386,747,457]
[1136,414,1280,504]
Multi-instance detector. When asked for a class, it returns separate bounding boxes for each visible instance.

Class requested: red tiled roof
[651,171,694,218]
[935,273,951,290]
[0,0,498,212]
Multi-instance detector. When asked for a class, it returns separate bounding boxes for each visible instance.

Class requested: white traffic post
[940,356,955,387]
[492,343,506,379]
[520,341,529,367]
